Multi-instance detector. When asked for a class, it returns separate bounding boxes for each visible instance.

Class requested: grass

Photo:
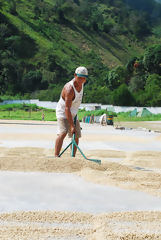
[0,109,56,121]
[0,107,161,122]
[3,11,54,50]
[114,112,161,122]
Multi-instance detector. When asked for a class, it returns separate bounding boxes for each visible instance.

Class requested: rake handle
[71,115,77,157]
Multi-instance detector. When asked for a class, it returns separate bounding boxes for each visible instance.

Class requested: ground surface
[117,121,161,132]
[0,120,161,240]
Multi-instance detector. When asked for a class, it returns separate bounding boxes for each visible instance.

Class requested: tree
[35,84,63,101]
[73,0,80,5]
[6,0,17,15]
[103,19,114,33]
[111,84,135,106]
[128,74,146,92]
[128,13,151,39]
[124,0,155,14]
[47,54,69,84]
[0,23,9,39]
[126,57,138,73]
[84,84,111,104]
[90,7,104,32]
[22,71,42,92]
[53,0,74,23]
[107,66,128,90]
[61,2,74,20]
[144,74,161,106]
[0,54,23,94]
[143,44,161,74]
[0,23,9,50]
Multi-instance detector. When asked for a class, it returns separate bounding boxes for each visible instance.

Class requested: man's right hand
[70,125,76,135]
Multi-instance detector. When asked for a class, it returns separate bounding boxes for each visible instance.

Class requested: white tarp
[1,171,161,214]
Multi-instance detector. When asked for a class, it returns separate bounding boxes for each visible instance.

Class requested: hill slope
[0,0,161,105]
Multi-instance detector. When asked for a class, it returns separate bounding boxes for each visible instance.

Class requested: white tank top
[56,79,83,119]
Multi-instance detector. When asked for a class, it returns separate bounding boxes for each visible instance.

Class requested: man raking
[55,66,88,157]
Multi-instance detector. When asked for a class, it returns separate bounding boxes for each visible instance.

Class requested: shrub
[111,84,135,106]
[143,44,161,74]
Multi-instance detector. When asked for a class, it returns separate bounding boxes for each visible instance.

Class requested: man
[55,66,88,157]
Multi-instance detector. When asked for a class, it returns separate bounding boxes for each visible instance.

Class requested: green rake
[58,116,101,164]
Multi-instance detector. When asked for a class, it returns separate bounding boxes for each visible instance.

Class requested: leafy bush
[84,85,111,104]
[107,66,128,90]
[143,44,161,74]
[22,71,42,92]
[35,84,63,101]
[144,74,161,106]
[111,84,135,106]
[128,74,146,92]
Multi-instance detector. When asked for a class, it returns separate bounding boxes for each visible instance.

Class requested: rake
[58,116,101,164]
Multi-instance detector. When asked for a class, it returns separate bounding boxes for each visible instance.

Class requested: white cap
[75,66,88,77]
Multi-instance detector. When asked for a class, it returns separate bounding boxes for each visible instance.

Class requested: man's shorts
[57,118,81,138]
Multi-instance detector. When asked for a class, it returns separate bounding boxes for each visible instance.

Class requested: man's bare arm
[63,85,76,134]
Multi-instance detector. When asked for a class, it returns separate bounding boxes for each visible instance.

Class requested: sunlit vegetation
[0,0,161,106]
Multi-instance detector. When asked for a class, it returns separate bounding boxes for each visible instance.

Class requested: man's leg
[55,132,67,157]
[71,119,81,157]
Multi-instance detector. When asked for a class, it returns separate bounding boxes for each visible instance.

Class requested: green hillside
[0,0,161,106]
